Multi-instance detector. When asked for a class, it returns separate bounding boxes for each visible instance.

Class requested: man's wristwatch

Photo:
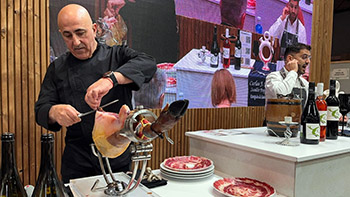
[103,71,118,87]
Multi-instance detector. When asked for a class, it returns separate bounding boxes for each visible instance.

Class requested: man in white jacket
[269,0,307,59]
[265,43,311,108]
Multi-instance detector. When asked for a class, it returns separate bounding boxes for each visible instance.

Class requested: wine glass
[338,94,350,136]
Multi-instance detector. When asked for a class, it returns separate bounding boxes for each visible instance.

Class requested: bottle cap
[330,79,336,90]
[225,28,230,38]
[317,83,324,96]
[309,82,315,89]
[41,133,54,142]
[1,132,15,141]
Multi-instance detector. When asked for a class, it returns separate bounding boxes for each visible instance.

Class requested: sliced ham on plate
[163,156,213,172]
[92,105,131,158]
[213,177,276,197]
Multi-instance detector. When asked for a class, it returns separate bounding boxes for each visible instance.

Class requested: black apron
[278,69,307,109]
[280,17,299,60]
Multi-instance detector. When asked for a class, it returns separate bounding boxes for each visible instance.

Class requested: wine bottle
[316,83,327,142]
[210,26,219,68]
[223,28,231,69]
[300,82,320,144]
[0,133,27,197]
[32,134,66,197]
[234,29,242,70]
[326,80,340,139]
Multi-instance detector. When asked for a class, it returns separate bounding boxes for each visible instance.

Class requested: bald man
[35,4,156,183]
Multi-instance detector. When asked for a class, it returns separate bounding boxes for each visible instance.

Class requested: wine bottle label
[327,106,340,121]
[234,47,241,58]
[319,110,327,126]
[210,55,218,66]
[223,47,230,59]
[305,123,320,140]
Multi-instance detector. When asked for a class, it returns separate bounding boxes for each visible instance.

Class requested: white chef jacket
[268,15,307,44]
[265,67,309,100]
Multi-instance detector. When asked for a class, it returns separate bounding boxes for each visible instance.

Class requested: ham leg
[92,105,131,158]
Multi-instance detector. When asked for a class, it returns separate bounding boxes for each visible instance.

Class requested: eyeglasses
[291,54,312,61]
[300,54,312,60]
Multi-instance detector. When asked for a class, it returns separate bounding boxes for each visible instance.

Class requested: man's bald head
[57,4,97,60]
[58,4,92,30]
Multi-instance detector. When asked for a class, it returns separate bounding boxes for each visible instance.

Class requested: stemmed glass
[338,94,350,136]
[277,121,299,146]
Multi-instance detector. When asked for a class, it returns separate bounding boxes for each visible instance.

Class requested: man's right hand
[285,59,299,73]
[49,104,81,127]
[281,6,289,21]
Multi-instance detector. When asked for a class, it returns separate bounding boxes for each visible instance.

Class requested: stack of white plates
[159,156,214,180]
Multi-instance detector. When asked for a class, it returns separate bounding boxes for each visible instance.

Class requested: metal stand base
[90,143,153,196]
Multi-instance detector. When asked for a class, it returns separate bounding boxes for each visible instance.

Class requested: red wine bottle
[234,29,242,70]
[326,80,340,139]
[300,82,320,144]
[223,28,230,69]
[210,26,219,68]
[316,83,327,142]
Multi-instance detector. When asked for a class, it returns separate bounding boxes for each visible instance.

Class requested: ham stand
[90,100,189,196]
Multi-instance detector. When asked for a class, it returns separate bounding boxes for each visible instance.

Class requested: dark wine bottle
[0,133,27,197]
[300,82,320,144]
[326,80,340,139]
[223,28,231,69]
[316,83,327,142]
[234,29,242,70]
[210,26,219,68]
[32,134,66,197]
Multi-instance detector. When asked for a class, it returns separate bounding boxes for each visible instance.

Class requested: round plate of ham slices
[163,155,213,172]
[213,177,276,197]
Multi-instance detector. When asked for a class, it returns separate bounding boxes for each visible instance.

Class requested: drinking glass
[338,94,350,136]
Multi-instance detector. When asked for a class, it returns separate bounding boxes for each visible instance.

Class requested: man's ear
[92,23,97,34]
[159,93,165,108]
[286,54,294,62]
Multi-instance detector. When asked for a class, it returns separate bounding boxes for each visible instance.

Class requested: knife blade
[78,99,119,118]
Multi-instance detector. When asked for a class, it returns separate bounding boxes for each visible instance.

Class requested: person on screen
[133,68,167,109]
[211,69,237,108]
[220,0,247,29]
[265,43,311,108]
[35,4,156,183]
[268,0,307,59]
[101,0,178,63]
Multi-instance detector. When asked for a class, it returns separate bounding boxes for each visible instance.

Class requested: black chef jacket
[35,43,156,183]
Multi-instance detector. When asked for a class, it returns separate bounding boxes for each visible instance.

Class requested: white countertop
[185,127,350,162]
[151,170,223,197]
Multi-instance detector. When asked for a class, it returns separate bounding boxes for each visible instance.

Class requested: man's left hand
[85,78,113,109]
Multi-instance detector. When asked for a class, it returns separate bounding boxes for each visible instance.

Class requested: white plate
[160,162,215,175]
[213,187,276,197]
[160,167,214,177]
[161,170,214,180]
